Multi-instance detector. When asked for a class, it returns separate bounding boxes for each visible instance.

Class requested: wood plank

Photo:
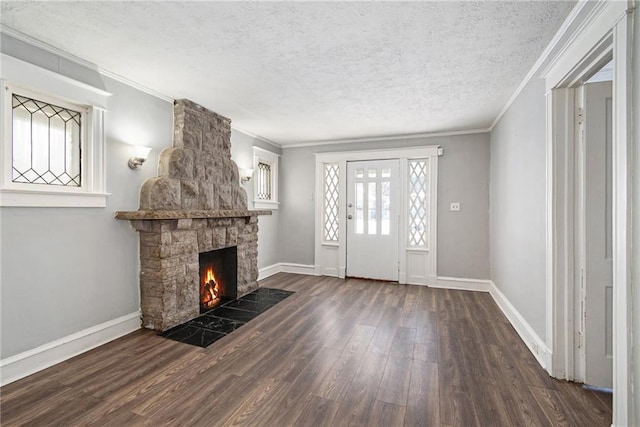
[0,273,611,427]
[376,355,412,406]
[405,359,439,426]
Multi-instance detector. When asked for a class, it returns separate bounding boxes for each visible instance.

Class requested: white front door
[346,159,399,281]
[582,80,613,389]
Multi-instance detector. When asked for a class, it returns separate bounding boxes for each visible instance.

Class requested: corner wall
[0,34,173,360]
[489,77,548,341]
[230,130,282,270]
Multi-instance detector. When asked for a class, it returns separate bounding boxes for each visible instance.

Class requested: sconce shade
[129,145,152,170]
[240,168,254,184]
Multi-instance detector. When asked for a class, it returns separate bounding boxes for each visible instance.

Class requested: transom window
[12,93,82,187]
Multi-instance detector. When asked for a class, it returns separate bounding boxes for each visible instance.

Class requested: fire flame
[201,266,222,309]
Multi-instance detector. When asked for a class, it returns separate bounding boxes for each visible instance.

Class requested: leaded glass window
[256,161,272,200]
[323,164,339,242]
[12,94,82,187]
[408,159,428,246]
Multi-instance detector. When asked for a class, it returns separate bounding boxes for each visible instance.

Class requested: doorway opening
[575,61,613,390]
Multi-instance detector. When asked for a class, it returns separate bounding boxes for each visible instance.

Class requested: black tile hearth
[159,287,294,348]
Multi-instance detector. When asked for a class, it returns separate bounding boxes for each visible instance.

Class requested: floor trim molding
[488,281,552,371]
[258,263,317,281]
[0,311,141,386]
[433,276,492,292]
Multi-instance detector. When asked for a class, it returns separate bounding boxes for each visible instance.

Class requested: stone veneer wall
[128,100,260,331]
[130,216,258,331]
[139,99,247,211]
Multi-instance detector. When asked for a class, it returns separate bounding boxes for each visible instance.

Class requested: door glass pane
[368,169,376,178]
[381,168,391,178]
[381,181,390,235]
[368,182,376,235]
[355,168,364,179]
[355,182,364,234]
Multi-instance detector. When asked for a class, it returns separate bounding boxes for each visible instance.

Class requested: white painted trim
[490,1,590,131]
[258,263,282,281]
[433,276,492,292]
[0,312,141,386]
[280,263,317,276]
[489,282,553,371]
[232,126,282,149]
[258,263,317,280]
[542,3,635,424]
[315,146,440,162]
[284,128,489,149]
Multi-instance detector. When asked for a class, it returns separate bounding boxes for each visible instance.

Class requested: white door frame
[314,146,439,285]
[541,2,633,425]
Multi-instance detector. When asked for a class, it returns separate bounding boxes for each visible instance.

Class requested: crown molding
[489,0,591,131]
[0,25,174,103]
[282,128,490,149]
[231,126,282,149]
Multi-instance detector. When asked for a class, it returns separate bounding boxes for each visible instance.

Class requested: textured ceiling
[0,1,576,145]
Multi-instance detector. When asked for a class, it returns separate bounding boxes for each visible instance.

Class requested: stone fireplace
[116,99,271,331]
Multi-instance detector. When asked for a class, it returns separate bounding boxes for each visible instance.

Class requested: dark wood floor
[1,273,612,426]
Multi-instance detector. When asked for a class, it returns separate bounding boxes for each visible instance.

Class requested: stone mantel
[115,209,271,221]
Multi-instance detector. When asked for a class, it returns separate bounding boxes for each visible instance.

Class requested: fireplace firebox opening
[199,246,237,313]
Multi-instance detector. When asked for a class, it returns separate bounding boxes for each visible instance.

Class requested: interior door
[346,159,399,281]
[583,80,613,389]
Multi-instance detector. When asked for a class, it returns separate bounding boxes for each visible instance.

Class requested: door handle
[347,215,353,220]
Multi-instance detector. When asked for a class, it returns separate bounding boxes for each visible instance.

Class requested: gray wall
[489,77,547,340]
[280,133,491,279]
[230,130,282,269]
[632,3,639,423]
[0,35,173,359]
[0,35,282,360]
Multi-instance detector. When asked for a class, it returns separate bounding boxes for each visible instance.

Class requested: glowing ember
[201,266,222,309]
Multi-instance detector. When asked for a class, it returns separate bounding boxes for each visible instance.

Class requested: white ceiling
[0,1,576,146]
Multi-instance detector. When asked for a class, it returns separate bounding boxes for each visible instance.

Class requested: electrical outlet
[450,202,461,211]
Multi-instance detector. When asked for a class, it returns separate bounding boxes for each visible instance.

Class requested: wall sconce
[240,168,254,184]
[128,145,152,170]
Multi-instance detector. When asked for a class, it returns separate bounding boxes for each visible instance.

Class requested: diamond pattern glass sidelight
[323,164,340,241]
[12,94,82,186]
[408,159,428,246]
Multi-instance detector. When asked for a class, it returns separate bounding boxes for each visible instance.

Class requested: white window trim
[252,146,279,210]
[0,53,111,207]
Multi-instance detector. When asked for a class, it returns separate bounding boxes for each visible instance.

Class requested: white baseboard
[0,311,141,386]
[280,263,316,275]
[433,276,493,292]
[258,263,317,281]
[258,263,282,281]
[489,282,552,371]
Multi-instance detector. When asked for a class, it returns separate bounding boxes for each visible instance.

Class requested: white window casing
[0,53,110,207]
[252,146,279,210]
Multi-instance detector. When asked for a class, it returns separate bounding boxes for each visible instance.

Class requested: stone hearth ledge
[115,209,271,220]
